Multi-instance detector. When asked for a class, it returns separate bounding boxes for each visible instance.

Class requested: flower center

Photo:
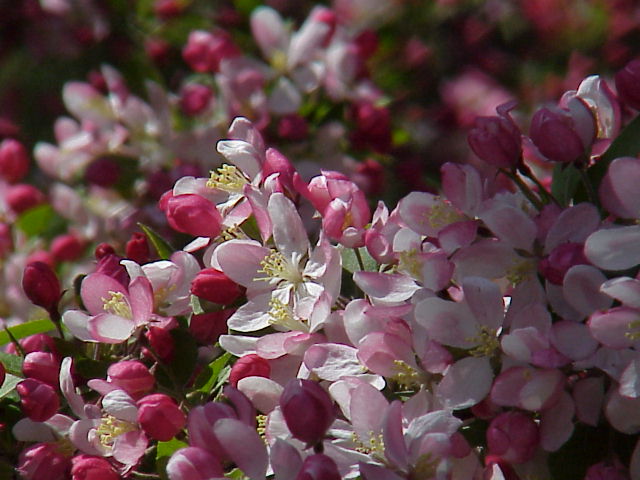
[506,258,536,285]
[467,326,500,358]
[351,431,386,458]
[410,452,439,480]
[422,198,464,231]
[392,360,424,390]
[207,164,249,193]
[398,249,422,279]
[267,298,308,332]
[257,250,304,286]
[102,291,132,318]
[95,414,137,448]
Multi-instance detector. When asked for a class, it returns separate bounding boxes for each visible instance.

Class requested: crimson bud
[17,378,59,422]
[280,379,335,446]
[22,261,61,316]
[190,268,243,305]
[137,393,186,441]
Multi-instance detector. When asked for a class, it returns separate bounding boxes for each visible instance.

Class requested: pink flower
[468,102,522,169]
[486,411,540,464]
[17,442,72,480]
[229,354,271,387]
[280,379,335,446]
[190,268,244,305]
[615,59,640,111]
[22,261,61,316]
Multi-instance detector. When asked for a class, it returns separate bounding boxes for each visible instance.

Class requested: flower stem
[500,168,544,211]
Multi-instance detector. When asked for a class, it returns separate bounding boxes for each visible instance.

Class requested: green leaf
[139,223,175,259]
[0,352,23,376]
[551,163,581,207]
[233,0,262,16]
[156,438,188,480]
[225,468,249,479]
[190,295,204,315]
[15,204,66,239]
[0,374,21,400]
[341,247,378,274]
[194,352,232,394]
[0,319,57,347]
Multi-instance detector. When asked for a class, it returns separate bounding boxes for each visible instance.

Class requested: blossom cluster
[2,2,640,480]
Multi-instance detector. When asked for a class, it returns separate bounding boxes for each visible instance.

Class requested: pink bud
[137,393,186,441]
[71,454,120,480]
[145,324,175,362]
[349,102,392,154]
[190,268,243,305]
[263,148,296,192]
[10,333,58,356]
[17,378,59,422]
[486,411,539,464]
[94,243,115,259]
[125,232,150,264]
[182,30,240,73]
[22,352,60,388]
[189,309,232,344]
[468,103,522,169]
[280,379,335,446]
[22,261,61,315]
[615,59,640,111]
[6,184,45,214]
[17,443,71,480]
[84,157,120,187]
[180,83,213,116]
[0,361,5,387]
[154,0,184,20]
[0,138,29,183]
[295,454,341,480]
[51,234,85,263]
[107,360,155,399]
[166,447,224,480]
[229,354,271,387]
[26,249,55,267]
[584,460,629,480]
[277,114,309,141]
[0,222,12,258]
[163,194,223,238]
[529,107,589,163]
[95,253,129,287]
[538,242,589,285]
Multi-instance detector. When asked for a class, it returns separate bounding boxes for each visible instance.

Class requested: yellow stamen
[102,291,132,318]
[506,258,536,286]
[410,452,439,480]
[421,198,464,230]
[95,415,137,448]
[206,164,248,193]
[467,326,500,358]
[267,298,308,331]
[351,431,386,458]
[398,249,422,279]
[392,360,425,390]
[257,250,303,285]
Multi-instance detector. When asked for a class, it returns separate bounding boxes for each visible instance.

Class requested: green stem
[500,169,544,211]
[578,167,599,209]
[4,326,24,356]
[353,247,366,271]
[518,164,559,206]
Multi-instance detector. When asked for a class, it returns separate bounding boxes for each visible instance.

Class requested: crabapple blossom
[17,378,60,422]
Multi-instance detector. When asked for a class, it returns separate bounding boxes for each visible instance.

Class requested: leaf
[138,223,175,260]
[168,329,199,387]
[15,204,66,239]
[194,352,231,394]
[190,295,204,315]
[0,319,57,347]
[0,374,21,400]
[341,247,378,274]
[156,438,188,480]
[551,163,581,207]
[0,352,23,376]
[226,468,249,479]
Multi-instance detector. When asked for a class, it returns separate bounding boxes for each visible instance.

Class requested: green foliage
[0,320,57,347]
[551,163,581,207]
[193,352,232,395]
[156,438,189,480]
[0,352,23,377]
[139,223,175,259]
[341,247,378,274]
[15,205,66,239]
[0,374,21,401]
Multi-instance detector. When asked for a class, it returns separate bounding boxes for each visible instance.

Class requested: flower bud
[190,268,243,305]
[94,243,115,259]
[538,242,589,285]
[145,324,175,362]
[0,361,5,387]
[22,261,61,315]
[166,447,224,480]
[295,454,341,480]
[277,114,309,141]
[189,309,231,344]
[107,360,155,399]
[468,103,522,169]
[163,194,223,238]
[51,234,85,263]
[84,157,120,187]
[529,106,590,163]
[95,253,129,287]
[0,138,29,183]
[6,184,45,214]
[229,354,271,387]
[280,379,335,446]
[349,102,391,154]
[182,30,240,73]
[125,232,150,264]
[0,222,12,258]
[22,352,60,388]
[584,460,629,480]
[486,411,539,464]
[71,454,120,480]
[615,59,640,111]
[17,442,71,480]
[154,0,184,20]
[7,333,58,356]
[17,378,60,422]
[180,83,213,116]
[137,393,186,441]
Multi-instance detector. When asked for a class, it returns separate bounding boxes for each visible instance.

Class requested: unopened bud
[107,360,155,399]
[180,84,213,116]
[280,379,335,446]
[22,262,61,315]
[182,30,240,73]
[22,352,60,389]
[189,309,231,344]
[71,454,120,480]
[468,103,522,169]
[17,378,59,422]
[166,447,224,480]
[529,106,592,163]
[6,184,45,214]
[615,59,640,111]
[51,234,85,263]
[163,194,223,238]
[295,454,341,480]
[17,442,71,480]
[229,354,270,387]
[125,232,150,264]
[138,393,186,441]
[0,138,29,183]
[190,268,243,305]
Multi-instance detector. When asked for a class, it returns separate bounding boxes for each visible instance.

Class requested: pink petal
[214,240,272,291]
[562,265,611,317]
[214,418,268,480]
[269,439,303,480]
[129,276,154,327]
[382,401,409,470]
[462,276,504,330]
[87,313,136,343]
[479,199,537,251]
[436,357,493,410]
[572,377,603,426]
[237,377,283,414]
[353,271,420,303]
[600,156,640,219]
[269,193,309,260]
[588,307,638,349]
[605,389,640,434]
[304,343,364,381]
[585,225,640,271]
[81,273,127,316]
[544,202,600,253]
[539,392,574,451]
[112,430,148,466]
[414,297,476,349]
[600,277,640,309]
[620,357,640,398]
[550,320,599,360]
